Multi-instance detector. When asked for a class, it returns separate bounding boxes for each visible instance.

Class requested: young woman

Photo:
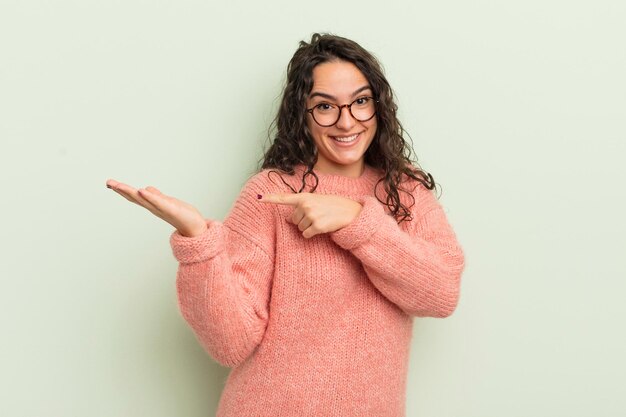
[106,33,465,417]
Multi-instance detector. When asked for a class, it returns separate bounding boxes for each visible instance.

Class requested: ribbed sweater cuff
[169,219,224,264]
[330,195,385,250]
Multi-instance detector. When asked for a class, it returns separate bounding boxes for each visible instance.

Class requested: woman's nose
[335,105,357,130]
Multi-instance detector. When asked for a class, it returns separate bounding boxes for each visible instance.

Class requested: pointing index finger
[258,193,302,205]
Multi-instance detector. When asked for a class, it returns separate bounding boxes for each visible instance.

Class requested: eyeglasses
[306,96,378,127]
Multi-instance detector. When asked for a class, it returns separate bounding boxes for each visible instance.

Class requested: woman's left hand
[259,193,362,239]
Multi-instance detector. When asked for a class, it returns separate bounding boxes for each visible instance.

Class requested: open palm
[106,179,208,238]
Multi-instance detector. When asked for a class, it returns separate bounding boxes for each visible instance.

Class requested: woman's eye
[355,97,369,105]
[316,103,333,111]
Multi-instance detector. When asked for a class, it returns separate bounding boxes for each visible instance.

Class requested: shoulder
[220,170,279,255]
[229,167,302,221]
[223,170,284,238]
[399,163,440,215]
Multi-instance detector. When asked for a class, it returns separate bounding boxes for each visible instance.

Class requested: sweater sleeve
[169,173,276,367]
[329,186,465,318]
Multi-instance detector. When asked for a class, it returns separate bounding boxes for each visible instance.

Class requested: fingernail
[257,194,262,200]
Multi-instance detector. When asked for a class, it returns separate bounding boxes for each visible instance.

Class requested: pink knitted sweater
[169,163,465,416]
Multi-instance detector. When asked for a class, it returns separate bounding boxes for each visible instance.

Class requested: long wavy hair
[259,33,437,224]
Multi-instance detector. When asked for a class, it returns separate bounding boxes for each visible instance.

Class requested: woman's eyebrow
[309,85,372,100]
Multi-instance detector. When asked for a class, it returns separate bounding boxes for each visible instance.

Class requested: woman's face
[305,60,377,177]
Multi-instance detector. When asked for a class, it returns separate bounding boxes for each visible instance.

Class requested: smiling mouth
[330,132,360,143]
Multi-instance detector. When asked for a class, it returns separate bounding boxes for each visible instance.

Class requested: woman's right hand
[105,179,208,238]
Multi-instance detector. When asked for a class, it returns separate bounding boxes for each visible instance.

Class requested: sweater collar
[292,163,381,195]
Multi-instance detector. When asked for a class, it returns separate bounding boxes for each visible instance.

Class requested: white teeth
[333,133,359,142]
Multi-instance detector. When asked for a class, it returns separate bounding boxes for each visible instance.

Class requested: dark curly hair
[258,32,437,224]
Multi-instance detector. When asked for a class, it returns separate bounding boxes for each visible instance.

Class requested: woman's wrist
[179,220,209,238]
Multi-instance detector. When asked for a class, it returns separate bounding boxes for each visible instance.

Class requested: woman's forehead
[310,61,370,99]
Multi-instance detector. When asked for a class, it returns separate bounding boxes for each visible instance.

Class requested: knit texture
[169,164,465,417]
